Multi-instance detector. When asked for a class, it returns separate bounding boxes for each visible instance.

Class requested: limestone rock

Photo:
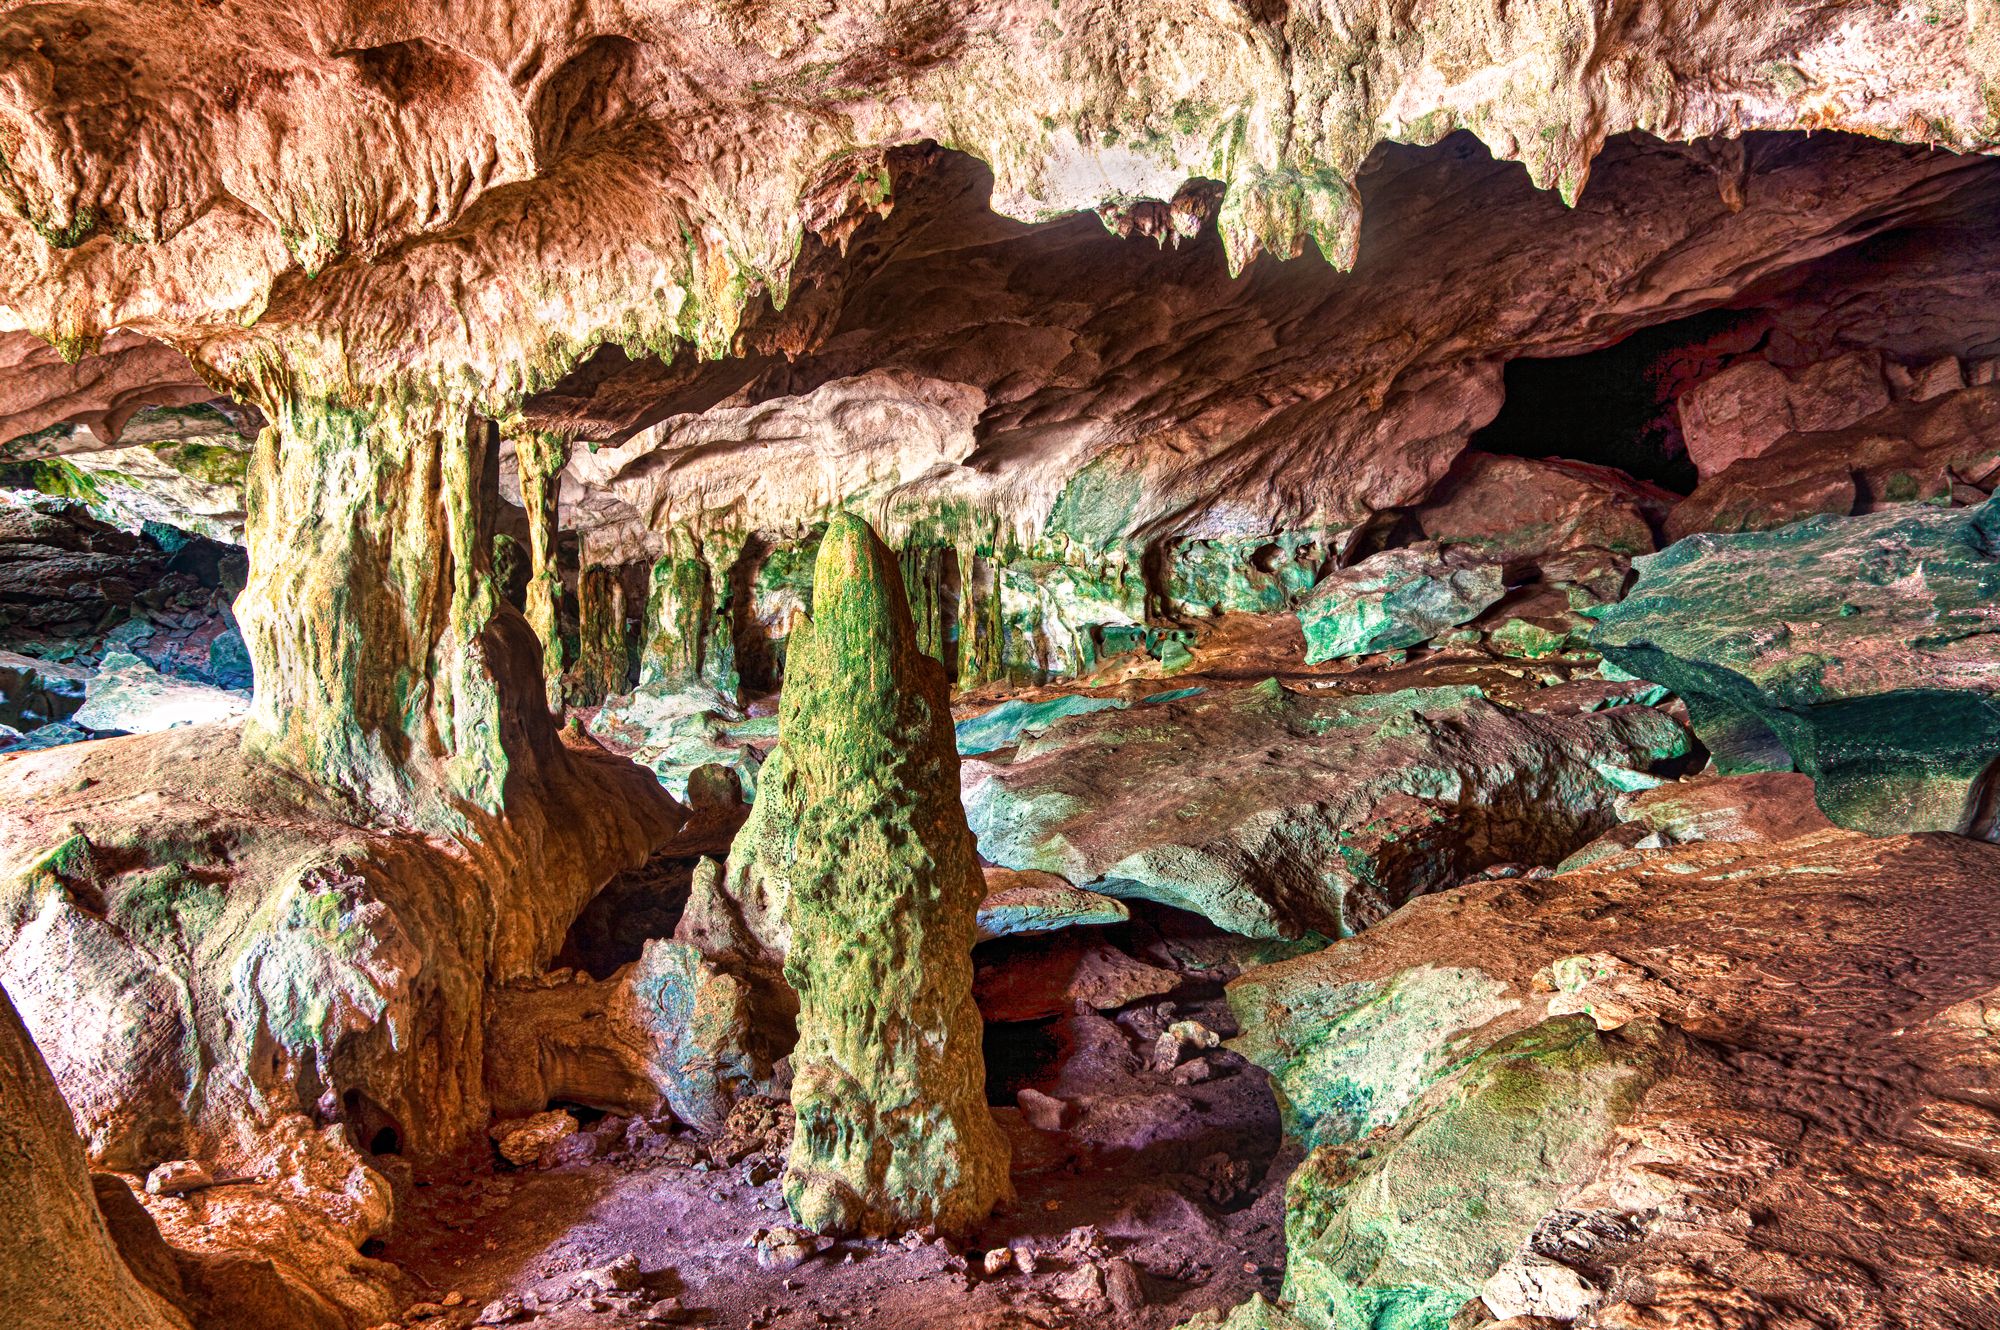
[975,869,1131,942]
[1677,351,1890,478]
[964,678,1689,938]
[955,693,1132,756]
[143,1159,212,1197]
[1229,963,1521,1148]
[1297,543,1509,663]
[1667,384,2000,541]
[1413,453,1665,560]
[1213,823,2000,1327]
[74,650,248,734]
[739,512,1009,1235]
[490,1110,578,1166]
[0,979,190,1330]
[974,934,1182,1023]
[1276,1017,1675,1330]
[1594,500,2000,835]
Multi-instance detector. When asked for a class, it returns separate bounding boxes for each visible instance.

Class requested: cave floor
[382,974,1291,1330]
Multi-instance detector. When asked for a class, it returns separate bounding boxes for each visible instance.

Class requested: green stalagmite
[763,511,1010,1235]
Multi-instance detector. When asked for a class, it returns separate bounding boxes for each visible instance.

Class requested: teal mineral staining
[1227,963,1519,1148]
[1272,1017,1671,1330]
[1297,545,1507,663]
[1594,500,2000,835]
[964,680,1688,939]
[955,693,1131,755]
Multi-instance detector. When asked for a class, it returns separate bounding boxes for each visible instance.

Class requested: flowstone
[737,512,1009,1235]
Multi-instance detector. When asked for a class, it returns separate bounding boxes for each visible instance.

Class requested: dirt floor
[381,917,1297,1330]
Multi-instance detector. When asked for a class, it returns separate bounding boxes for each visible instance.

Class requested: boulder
[1594,500,2000,836]
[74,651,249,734]
[1413,453,1667,560]
[973,934,1181,1023]
[1677,351,1890,478]
[1667,384,2000,541]
[1276,1018,1674,1330]
[1296,543,1508,663]
[964,677,1688,938]
[975,868,1131,942]
[1205,824,2000,1328]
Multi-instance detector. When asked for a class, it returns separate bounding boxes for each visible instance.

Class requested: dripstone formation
[743,512,1010,1236]
[10,4,2000,1329]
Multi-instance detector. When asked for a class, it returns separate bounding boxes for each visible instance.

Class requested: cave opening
[554,852,702,980]
[1467,306,1770,494]
[341,1088,405,1160]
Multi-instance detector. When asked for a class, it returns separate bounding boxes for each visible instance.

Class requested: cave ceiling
[1,0,1998,422]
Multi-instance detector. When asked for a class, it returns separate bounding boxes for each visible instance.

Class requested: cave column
[570,564,630,704]
[513,429,571,713]
[637,524,713,689]
[235,393,553,824]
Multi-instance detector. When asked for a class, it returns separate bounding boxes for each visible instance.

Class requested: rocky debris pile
[1595,499,2000,836]
[73,650,248,734]
[964,676,1689,939]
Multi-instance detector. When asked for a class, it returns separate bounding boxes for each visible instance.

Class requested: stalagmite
[751,511,1009,1235]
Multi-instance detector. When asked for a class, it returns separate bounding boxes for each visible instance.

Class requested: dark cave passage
[555,853,702,980]
[1468,307,1769,493]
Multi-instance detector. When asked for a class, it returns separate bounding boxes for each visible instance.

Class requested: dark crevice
[1467,307,1770,493]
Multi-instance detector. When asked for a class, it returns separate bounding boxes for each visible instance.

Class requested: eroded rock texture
[1596,500,2000,836]
[964,676,1690,938]
[0,979,189,1330]
[1209,792,2000,1329]
[734,513,1009,1235]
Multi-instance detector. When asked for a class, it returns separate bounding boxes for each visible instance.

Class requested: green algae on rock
[741,512,1009,1235]
[1296,543,1508,663]
[1593,500,2000,837]
[963,678,1689,939]
[1274,1017,1672,1330]
[1227,962,1519,1150]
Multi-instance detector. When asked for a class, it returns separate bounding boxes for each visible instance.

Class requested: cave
[5,10,2000,1330]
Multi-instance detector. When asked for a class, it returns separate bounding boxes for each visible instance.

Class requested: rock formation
[738,512,1009,1236]
[5,6,2000,1328]
[964,676,1691,938]
[0,979,190,1330]
[1595,500,2000,835]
